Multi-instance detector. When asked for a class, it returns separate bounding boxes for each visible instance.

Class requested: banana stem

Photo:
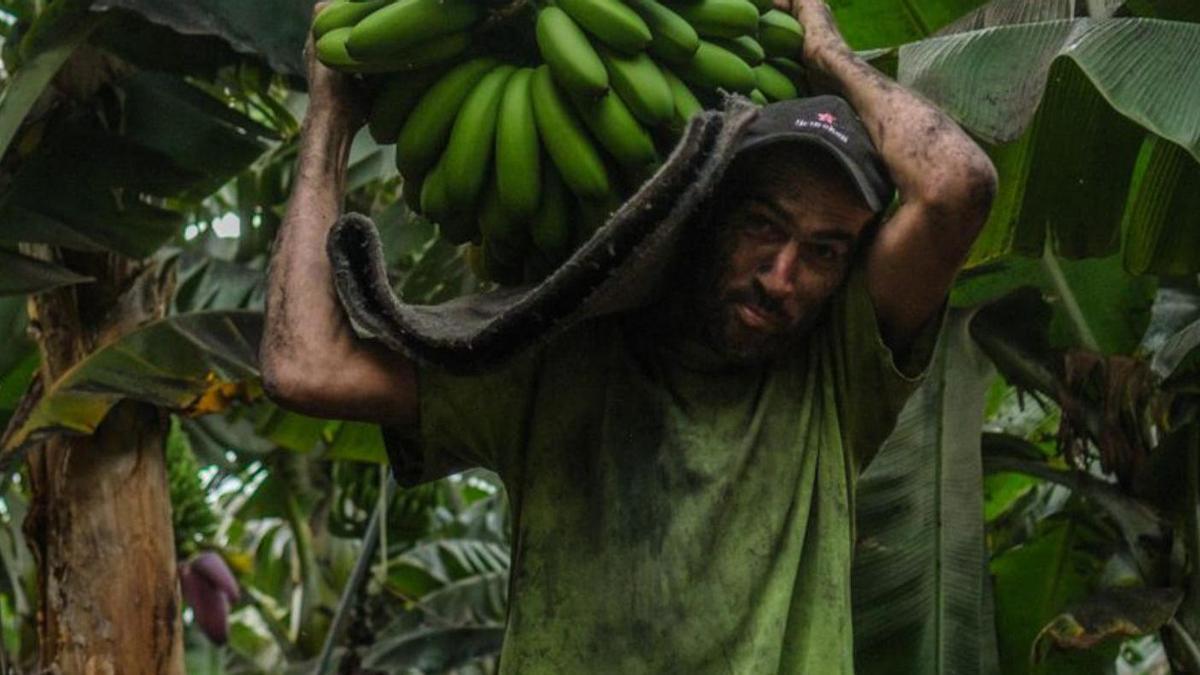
[1040,243,1101,352]
[1188,424,1200,608]
[377,463,388,586]
[1168,617,1200,672]
[480,0,535,32]
[312,474,397,675]
[283,491,319,638]
[241,587,304,662]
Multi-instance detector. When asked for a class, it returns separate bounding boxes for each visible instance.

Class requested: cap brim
[734,133,887,214]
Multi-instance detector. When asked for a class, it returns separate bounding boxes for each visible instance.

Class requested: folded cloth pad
[327,96,762,374]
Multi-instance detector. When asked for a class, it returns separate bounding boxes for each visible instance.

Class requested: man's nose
[757,242,800,298]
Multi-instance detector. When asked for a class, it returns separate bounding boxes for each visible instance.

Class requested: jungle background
[0,0,1197,673]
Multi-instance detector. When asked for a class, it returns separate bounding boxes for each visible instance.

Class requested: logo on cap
[792,113,850,144]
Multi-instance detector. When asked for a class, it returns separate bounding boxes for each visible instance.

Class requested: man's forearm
[258,5,419,427]
[796,3,996,214]
[261,111,355,382]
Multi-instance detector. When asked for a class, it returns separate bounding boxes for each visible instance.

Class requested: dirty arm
[260,22,418,429]
[787,0,998,352]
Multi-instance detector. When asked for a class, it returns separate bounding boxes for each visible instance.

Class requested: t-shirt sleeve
[381,349,542,488]
[827,264,944,475]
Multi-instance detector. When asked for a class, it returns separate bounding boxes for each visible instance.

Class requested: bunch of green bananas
[314,0,806,285]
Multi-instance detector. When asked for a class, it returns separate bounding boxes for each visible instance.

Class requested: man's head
[673,97,894,365]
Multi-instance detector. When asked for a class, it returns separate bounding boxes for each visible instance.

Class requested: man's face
[690,144,877,364]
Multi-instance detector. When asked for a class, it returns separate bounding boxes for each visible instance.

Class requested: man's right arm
[260,28,418,430]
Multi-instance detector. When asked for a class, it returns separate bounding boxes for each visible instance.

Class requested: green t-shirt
[385,267,940,673]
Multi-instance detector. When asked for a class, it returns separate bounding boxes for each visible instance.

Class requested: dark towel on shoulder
[327,97,761,374]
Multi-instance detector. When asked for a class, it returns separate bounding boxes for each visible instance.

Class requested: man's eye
[742,219,783,239]
[812,244,841,261]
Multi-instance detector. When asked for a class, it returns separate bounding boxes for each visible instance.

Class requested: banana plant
[0,0,1195,672]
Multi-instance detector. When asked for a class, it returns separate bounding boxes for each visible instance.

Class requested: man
[262,0,997,671]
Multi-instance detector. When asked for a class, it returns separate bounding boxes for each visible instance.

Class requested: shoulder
[540,315,627,367]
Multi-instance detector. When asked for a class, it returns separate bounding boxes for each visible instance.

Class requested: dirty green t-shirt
[385,267,939,674]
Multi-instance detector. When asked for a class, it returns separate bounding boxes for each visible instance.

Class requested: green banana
[768,56,805,82]
[571,87,659,171]
[368,67,445,145]
[443,65,518,210]
[315,27,388,72]
[749,88,767,105]
[440,209,479,245]
[466,243,488,281]
[401,172,424,213]
[530,65,611,199]
[531,162,573,265]
[346,0,481,60]
[753,62,798,101]
[599,46,674,126]
[669,0,758,39]
[420,158,451,220]
[384,32,471,71]
[418,160,479,241]
[759,10,804,58]
[479,175,529,268]
[482,238,525,286]
[396,57,499,179]
[661,66,703,133]
[536,7,610,97]
[494,68,542,220]
[576,190,622,243]
[623,0,699,64]
[748,0,773,13]
[673,40,756,94]
[312,0,389,40]
[321,26,457,73]
[713,35,764,66]
[558,0,652,55]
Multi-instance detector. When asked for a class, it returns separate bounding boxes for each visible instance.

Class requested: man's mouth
[735,302,781,331]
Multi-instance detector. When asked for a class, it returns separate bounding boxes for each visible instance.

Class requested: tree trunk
[21,249,183,674]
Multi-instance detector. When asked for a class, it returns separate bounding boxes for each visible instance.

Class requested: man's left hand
[771,0,846,67]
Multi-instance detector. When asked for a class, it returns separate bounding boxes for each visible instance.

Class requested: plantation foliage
[0,0,1198,672]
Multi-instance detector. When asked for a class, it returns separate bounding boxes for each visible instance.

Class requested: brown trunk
[22,248,183,674]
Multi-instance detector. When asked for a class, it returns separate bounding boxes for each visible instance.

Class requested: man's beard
[692,283,815,366]
[674,255,820,366]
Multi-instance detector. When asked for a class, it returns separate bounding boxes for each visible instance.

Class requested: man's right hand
[259,2,419,431]
[304,2,367,135]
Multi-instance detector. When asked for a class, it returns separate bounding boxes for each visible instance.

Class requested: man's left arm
[787,0,998,354]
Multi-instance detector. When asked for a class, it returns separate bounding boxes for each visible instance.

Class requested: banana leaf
[935,0,1074,35]
[0,3,100,162]
[0,249,92,296]
[172,254,266,313]
[851,309,999,674]
[990,516,1121,674]
[324,421,386,464]
[0,296,33,380]
[1125,0,1200,21]
[896,18,1200,270]
[952,254,1156,355]
[88,0,313,76]
[1154,317,1200,387]
[0,72,272,258]
[899,19,1200,156]
[361,625,504,674]
[829,0,989,49]
[1121,136,1200,276]
[0,309,263,459]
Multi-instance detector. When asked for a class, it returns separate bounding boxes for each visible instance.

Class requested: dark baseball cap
[733,95,895,214]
